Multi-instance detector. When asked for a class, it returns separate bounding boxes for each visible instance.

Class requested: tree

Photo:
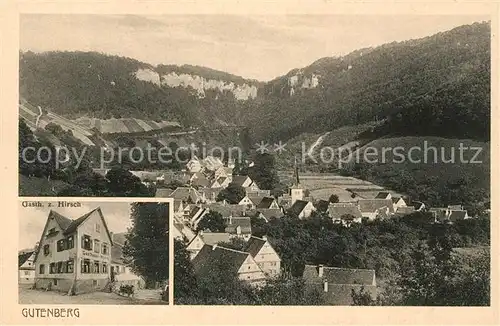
[105,167,152,197]
[123,203,170,288]
[248,153,280,190]
[329,194,339,203]
[196,211,225,232]
[173,239,198,303]
[216,182,246,204]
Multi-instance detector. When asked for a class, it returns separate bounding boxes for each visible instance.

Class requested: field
[75,117,182,134]
[280,173,399,202]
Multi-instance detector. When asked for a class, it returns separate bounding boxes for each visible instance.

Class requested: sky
[18,201,137,250]
[20,14,488,81]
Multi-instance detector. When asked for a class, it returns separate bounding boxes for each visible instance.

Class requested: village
[92,153,477,305]
[18,204,168,304]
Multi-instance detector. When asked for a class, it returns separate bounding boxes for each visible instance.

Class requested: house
[413,201,426,211]
[224,216,252,240]
[186,232,232,259]
[19,250,36,285]
[206,202,249,219]
[328,203,363,225]
[244,236,281,277]
[248,195,265,208]
[374,191,392,200]
[188,206,210,229]
[186,156,202,173]
[201,156,224,171]
[232,175,254,188]
[254,208,284,222]
[358,199,394,220]
[110,233,145,290]
[190,172,210,188]
[287,200,316,219]
[168,187,205,204]
[192,244,266,286]
[198,187,223,203]
[394,206,416,217]
[391,197,407,211]
[238,195,256,208]
[244,183,261,193]
[155,188,174,198]
[256,197,279,210]
[303,264,377,305]
[173,200,184,218]
[430,207,470,224]
[33,208,113,294]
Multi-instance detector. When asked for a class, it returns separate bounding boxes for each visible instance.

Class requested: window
[93,240,100,253]
[82,235,92,250]
[101,243,108,255]
[57,239,66,252]
[66,235,74,249]
[57,261,64,274]
[92,280,98,287]
[81,259,91,274]
[39,264,45,274]
[46,227,58,237]
[24,271,30,276]
[66,260,74,273]
[121,266,125,273]
[49,263,56,274]
[43,244,50,256]
[95,224,101,233]
[93,261,100,274]
[102,263,108,274]
[53,279,58,286]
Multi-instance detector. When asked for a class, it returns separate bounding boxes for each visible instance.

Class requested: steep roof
[169,187,203,202]
[206,203,247,218]
[256,208,284,220]
[395,206,416,216]
[305,283,377,306]
[199,232,231,246]
[256,197,277,209]
[232,175,250,187]
[224,217,252,234]
[112,232,128,246]
[248,196,265,207]
[244,236,267,258]
[111,243,125,265]
[449,210,467,222]
[392,197,404,204]
[303,264,376,286]
[287,200,311,216]
[328,204,362,219]
[358,199,394,213]
[156,188,174,197]
[192,245,250,277]
[18,251,34,268]
[375,192,391,199]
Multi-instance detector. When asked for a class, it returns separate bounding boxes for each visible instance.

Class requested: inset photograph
[18,199,170,304]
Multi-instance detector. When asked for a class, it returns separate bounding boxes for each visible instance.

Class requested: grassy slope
[19,174,70,196]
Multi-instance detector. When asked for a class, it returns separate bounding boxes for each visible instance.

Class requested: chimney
[318,264,324,278]
[262,235,267,241]
[212,244,217,250]
[236,225,241,235]
[229,215,233,225]
[323,279,328,293]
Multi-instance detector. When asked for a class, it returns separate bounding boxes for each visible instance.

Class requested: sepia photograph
[18,199,171,305]
[17,13,491,308]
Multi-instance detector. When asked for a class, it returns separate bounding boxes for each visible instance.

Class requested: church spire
[293,156,300,186]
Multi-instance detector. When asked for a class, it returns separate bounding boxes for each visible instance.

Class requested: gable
[186,234,204,251]
[78,209,113,244]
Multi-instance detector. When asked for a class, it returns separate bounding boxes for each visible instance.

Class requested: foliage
[247,153,280,190]
[173,240,198,302]
[195,211,225,233]
[123,203,170,288]
[118,284,135,297]
[219,237,247,251]
[329,194,339,203]
[216,182,246,204]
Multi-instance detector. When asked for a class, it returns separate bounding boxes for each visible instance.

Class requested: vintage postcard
[18,198,172,306]
[1,0,499,325]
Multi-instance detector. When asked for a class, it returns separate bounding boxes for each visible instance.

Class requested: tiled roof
[287,200,310,216]
[394,206,416,216]
[199,232,232,246]
[192,245,250,277]
[358,199,394,213]
[18,251,34,268]
[305,283,377,306]
[224,217,252,234]
[256,197,277,209]
[244,236,267,258]
[303,264,376,286]
[248,196,265,207]
[256,208,284,220]
[449,210,467,222]
[328,204,362,219]
[112,232,128,246]
[375,192,391,199]
[169,187,202,202]
[155,188,174,197]
[206,203,247,218]
[111,243,125,265]
[232,175,250,187]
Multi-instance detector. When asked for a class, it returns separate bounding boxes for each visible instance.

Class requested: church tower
[289,157,304,204]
